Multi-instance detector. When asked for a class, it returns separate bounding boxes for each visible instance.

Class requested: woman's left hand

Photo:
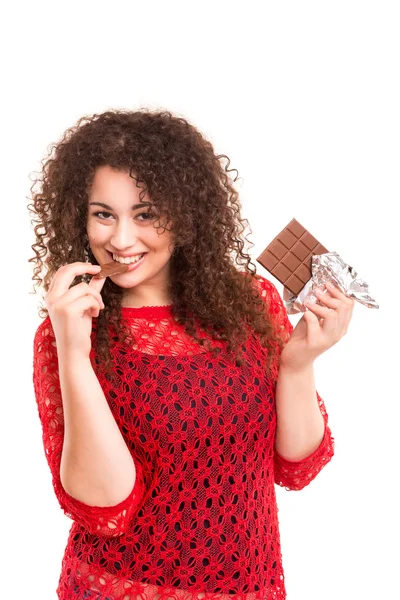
[280,282,355,372]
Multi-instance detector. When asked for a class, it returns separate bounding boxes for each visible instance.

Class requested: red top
[33,275,334,600]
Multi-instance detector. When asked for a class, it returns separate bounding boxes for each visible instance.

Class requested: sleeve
[32,318,145,537]
[256,275,335,491]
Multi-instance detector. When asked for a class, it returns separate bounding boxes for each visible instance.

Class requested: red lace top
[32,275,334,600]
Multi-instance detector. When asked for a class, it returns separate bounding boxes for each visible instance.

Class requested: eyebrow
[89,201,152,211]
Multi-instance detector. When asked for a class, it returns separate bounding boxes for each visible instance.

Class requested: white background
[1,1,398,599]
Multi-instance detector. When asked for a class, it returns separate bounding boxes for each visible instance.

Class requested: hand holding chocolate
[256,218,379,314]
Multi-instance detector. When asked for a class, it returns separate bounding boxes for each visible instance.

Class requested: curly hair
[28,108,285,378]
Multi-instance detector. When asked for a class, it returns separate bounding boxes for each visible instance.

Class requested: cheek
[87,224,106,246]
[151,230,174,251]
[88,235,101,247]
[86,223,96,241]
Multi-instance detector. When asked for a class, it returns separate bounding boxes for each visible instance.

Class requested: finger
[303,309,321,338]
[65,294,102,318]
[336,297,355,333]
[347,296,356,314]
[88,272,107,295]
[325,282,353,306]
[305,299,335,319]
[59,282,105,309]
[48,263,102,298]
[314,297,349,340]
[48,262,100,295]
[314,289,341,310]
[317,288,355,330]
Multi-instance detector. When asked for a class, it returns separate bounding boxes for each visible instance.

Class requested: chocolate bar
[93,261,130,279]
[256,218,329,295]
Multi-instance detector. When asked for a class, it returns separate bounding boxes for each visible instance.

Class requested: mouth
[105,251,147,272]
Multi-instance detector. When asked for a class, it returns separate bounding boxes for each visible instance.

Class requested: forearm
[58,351,136,507]
[274,363,325,461]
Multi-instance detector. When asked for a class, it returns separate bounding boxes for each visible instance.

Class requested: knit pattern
[33,275,334,600]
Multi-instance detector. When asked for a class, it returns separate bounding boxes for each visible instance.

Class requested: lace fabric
[32,275,334,600]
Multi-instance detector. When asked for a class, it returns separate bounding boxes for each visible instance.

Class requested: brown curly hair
[28,108,284,378]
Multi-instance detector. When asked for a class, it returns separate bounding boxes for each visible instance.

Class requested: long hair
[28,108,284,377]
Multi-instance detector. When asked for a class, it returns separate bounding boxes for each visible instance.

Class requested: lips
[106,250,147,261]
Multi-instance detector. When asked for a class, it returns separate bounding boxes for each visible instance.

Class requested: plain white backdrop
[1,1,398,599]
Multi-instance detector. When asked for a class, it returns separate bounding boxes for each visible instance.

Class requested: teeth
[112,253,144,264]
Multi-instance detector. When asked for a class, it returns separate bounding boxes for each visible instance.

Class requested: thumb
[88,273,107,295]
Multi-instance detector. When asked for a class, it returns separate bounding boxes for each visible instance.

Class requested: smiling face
[86,165,175,307]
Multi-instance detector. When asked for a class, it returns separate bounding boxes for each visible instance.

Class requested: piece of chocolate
[256,218,329,295]
[93,261,130,279]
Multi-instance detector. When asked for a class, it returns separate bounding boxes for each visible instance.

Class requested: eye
[92,211,155,221]
[93,211,113,220]
[136,212,155,221]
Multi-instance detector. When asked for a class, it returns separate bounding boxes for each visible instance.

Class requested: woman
[30,109,354,600]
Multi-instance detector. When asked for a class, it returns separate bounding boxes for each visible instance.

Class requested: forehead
[89,166,151,205]
[89,166,140,190]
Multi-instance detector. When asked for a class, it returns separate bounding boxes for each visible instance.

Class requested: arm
[256,276,335,491]
[275,364,325,461]
[33,318,145,536]
[273,387,334,491]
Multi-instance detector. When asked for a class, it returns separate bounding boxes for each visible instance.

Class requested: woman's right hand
[45,262,107,358]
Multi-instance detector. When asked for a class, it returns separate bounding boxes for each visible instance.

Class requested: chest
[100,341,277,464]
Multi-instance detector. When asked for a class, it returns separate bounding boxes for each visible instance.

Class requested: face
[87,166,175,307]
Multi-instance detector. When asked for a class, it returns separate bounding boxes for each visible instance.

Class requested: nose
[110,223,139,251]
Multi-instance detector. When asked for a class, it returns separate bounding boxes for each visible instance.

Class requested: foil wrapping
[284,251,379,315]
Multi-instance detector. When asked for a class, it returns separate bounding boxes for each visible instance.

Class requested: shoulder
[241,271,282,306]
[238,271,287,326]
[33,316,56,351]
[34,315,53,339]
[253,273,276,295]
[242,272,290,332]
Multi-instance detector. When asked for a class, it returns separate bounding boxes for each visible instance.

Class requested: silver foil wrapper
[284,251,379,314]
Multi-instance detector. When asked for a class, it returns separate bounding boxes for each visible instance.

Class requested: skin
[274,282,355,460]
[281,281,355,370]
[86,165,175,308]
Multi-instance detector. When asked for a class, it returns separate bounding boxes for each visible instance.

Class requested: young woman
[30,109,354,600]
